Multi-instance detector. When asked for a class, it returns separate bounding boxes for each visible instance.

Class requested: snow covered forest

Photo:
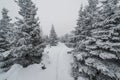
[0,0,120,80]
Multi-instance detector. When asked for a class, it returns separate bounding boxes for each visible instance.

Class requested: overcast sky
[0,0,87,36]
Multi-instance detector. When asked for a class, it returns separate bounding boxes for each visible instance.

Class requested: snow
[85,58,108,72]
[0,42,75,80]
[1,50,11,57]
[76,52,87,60]
[78,77,88,80]
[99,52,118,59]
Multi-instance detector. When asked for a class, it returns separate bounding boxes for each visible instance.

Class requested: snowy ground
[0,42,74,80]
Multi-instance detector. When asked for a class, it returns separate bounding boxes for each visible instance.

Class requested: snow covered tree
[60,34,71,43]
[60,33,74,47]
[10,0,45,67]
[87,0,120,79]
[0,8,12,53]
[0,8,14,72]
[43,35,49,45]
[71,0,120,80]
[70,0,101,79]
[49,25,58,46]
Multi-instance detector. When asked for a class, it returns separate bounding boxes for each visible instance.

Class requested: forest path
[44,42,74,80]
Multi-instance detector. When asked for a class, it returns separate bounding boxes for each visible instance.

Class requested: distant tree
[60,34,70,43]
[49,25,58,46]
[0,8,14,72]
[43,35,49,45]
[10,0,45,67]
[60,33,74,47]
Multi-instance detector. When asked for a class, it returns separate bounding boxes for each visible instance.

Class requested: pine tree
[43,35,49,45]
[71,0,120,80]
[49,25,58,46]
[70,0,100,79]
[86,0,120,79]
[0,8,14,72]
[60,33,74,47]
[0,8,11,53]
[60,34,71,43]
[11,0,45,67]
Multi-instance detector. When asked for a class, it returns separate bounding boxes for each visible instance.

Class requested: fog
[0,0,87,36]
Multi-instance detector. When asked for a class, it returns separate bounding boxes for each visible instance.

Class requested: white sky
[0,0,87,36]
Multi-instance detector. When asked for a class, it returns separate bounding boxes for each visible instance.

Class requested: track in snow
[45,43,74,80]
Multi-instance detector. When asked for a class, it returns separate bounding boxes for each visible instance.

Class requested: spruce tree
[86,0,120,79]
[71,0,120,80]
[49,25,58,46]
[0,8,11,53]
[70,0,100,79]
[11,0,45,67]
[0,8,14,72]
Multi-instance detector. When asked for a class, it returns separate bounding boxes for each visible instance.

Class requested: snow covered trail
[0,42,74,80]
[57,44,73,80]
[47,43,74,80]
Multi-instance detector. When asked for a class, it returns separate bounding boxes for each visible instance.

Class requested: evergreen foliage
[10,0,45,67]
[71,0,120,80]
[0,8,14,72]
[49,25,58,46]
